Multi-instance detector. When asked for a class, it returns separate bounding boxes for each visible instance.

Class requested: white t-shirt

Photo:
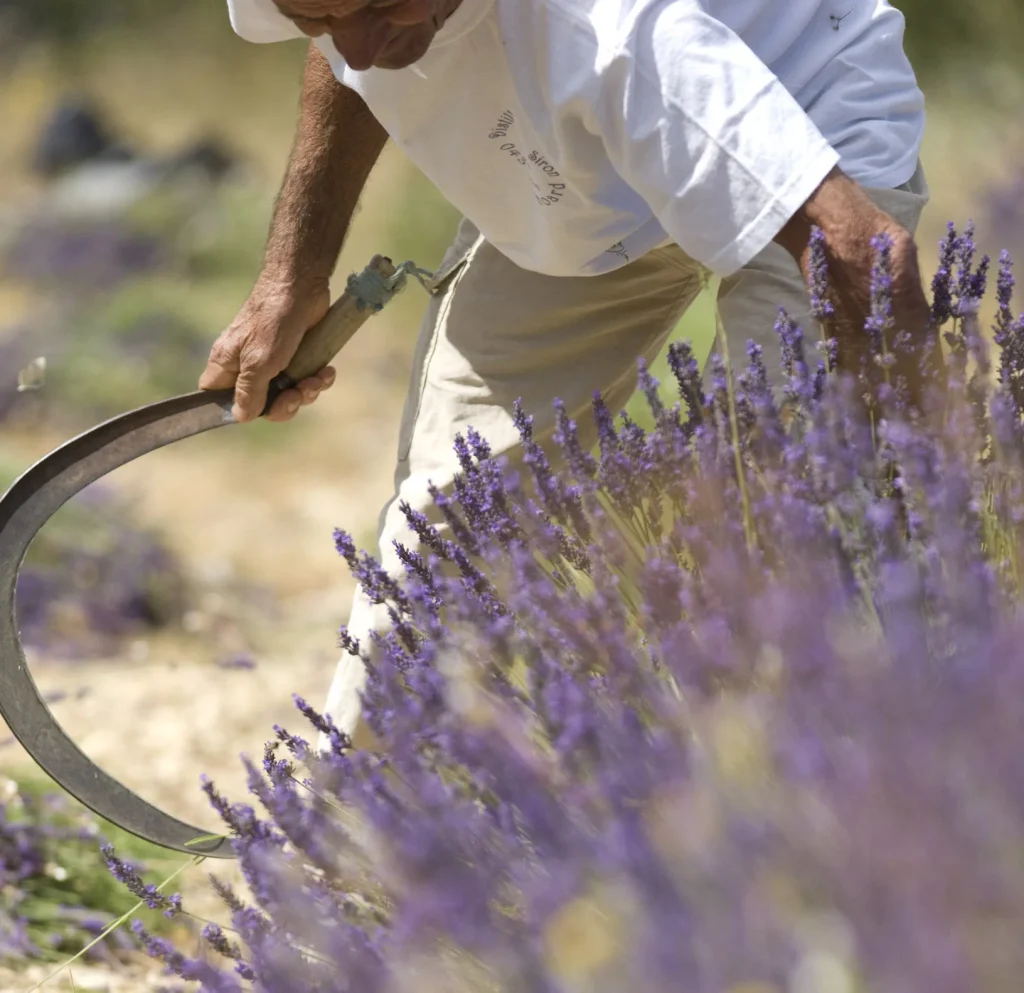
[227,0,924,279]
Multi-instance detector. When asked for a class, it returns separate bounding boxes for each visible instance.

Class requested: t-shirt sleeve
[225,0,306,43]
[588,0,840,277]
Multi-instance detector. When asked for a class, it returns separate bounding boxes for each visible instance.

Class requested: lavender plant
[123,223,1024,992]
[4,478,187,657]
[3,219,167,293]
[0,775,181,964]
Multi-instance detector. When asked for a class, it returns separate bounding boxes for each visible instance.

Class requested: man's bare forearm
[198,45,388,421]
[261,43,388,290]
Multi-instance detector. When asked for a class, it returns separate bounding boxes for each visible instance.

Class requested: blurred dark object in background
[27,93,240,215]
[30,97,135,179]
[161,139,237,187]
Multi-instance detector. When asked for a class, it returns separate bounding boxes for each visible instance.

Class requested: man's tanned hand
[775,167,938,405]
[199,278,335,423]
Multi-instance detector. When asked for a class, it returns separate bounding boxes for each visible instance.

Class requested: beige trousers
[322,163,930,746]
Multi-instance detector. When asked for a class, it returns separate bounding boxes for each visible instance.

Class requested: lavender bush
[0,775,181,964]
[4,478,187,657]
[124,223,1024,992]
[3,219,167,292]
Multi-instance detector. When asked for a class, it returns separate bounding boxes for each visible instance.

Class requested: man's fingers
[265,368,336,422]
[265,386,304,423]
[233,365,337,423]
[231,365,277,423]
[198,358,240,391]
[296,368,336,402]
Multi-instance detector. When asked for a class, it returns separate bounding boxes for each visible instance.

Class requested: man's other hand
[775,167,937,403]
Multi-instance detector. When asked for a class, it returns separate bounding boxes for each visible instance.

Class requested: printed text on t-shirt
[488,110,565,207]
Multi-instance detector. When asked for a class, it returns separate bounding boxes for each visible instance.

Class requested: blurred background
[0,0,1022,842]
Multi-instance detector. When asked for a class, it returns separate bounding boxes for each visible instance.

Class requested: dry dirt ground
[0,960,175,993]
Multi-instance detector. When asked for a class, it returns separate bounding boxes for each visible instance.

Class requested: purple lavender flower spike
[996,249,1016,323]
[931,221,957,326]
[666,340,705,427]
[101,845,181,915]
[637,358,665,419]
[452,431,475,477]
[427,482,482,556]
[203,922,256,981]
[993,251,1023,391]
[954,218,977,300]
[865,231,895,352]
[808,224,835,324]
[513,398,581,528]
[334,529,411,611]
[132,921,244,990]
[774,308,817,414]
[293,695,352,754]
[553,398,597,485]
[964,252,990,305]
[775,309,803,380]
[591,391,620,456]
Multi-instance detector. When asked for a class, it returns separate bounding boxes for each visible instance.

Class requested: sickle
[0,255,421,857]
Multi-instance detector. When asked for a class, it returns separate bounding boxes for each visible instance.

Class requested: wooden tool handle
[262,254,398,415]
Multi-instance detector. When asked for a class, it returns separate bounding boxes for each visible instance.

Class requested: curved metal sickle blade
[0,389,240,857]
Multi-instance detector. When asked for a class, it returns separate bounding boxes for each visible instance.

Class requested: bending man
[206,0,931,742]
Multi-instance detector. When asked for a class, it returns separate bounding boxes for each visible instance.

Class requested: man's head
[273,0,459,71]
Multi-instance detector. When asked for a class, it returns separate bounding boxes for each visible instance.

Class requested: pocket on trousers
[426,250,469,296]
[423,216,481,295]
[396,240,477,463]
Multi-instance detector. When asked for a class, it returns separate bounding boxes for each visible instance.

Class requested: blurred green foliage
[1,204,247,428]
[44,292,211,423]
[4,0,1023,87]
[0,0,174,47]
[5,771,183,964]
[894,0,1024,87]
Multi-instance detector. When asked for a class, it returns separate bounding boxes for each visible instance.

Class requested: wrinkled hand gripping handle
[262,254,416,416]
